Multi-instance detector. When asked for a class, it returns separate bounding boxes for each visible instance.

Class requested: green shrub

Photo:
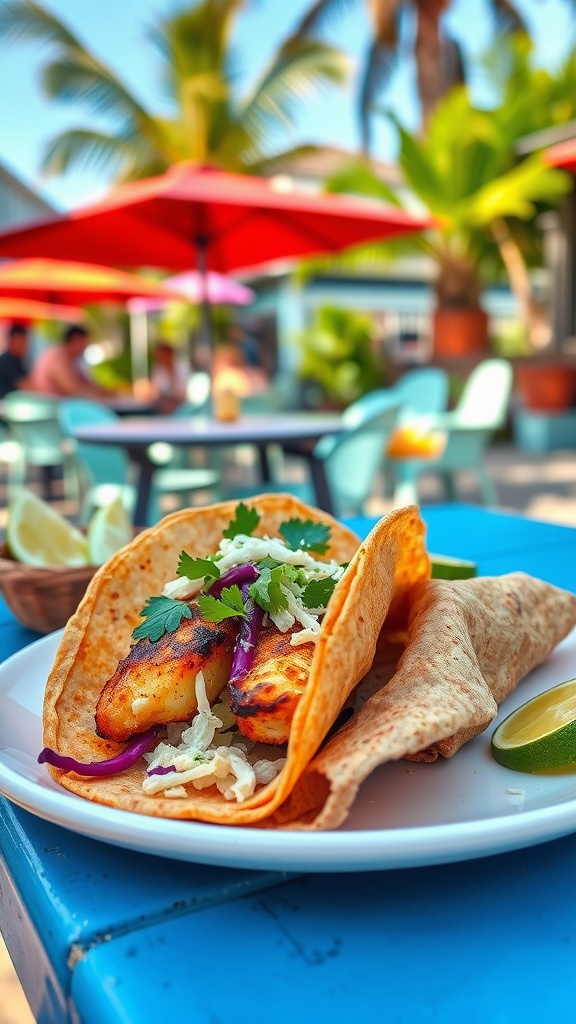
[298,305,384,408]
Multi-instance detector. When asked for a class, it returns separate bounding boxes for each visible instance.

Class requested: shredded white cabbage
[215,534,343,579]
[143,672,285,802]
[162,575,204,600]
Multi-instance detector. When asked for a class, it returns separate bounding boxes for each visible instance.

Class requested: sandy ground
[1,441,576,1022]
[0,943,34,1024]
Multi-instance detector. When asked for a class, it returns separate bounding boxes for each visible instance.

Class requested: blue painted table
[1,504,576,1024]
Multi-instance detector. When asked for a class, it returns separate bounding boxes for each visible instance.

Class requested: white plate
[1,629,576,872]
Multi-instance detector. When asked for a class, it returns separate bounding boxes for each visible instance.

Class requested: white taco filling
[162,532,345,646]
[143,672,286,802]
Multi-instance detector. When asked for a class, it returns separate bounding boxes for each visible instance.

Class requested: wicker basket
[0,543,97,634]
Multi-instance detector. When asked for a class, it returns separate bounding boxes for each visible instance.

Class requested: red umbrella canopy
[0,257,185,305]
[0,162,431,274]
[544,138,576,174]
[0,297,83,323]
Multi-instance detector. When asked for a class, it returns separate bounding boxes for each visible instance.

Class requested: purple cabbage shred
[208,563,259,598]
[147,764,176,776]
[229,582,264,682]
[38,726,160,777]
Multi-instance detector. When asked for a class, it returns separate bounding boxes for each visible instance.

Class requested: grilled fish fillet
[95,605,237,742]
[228,625,315,744]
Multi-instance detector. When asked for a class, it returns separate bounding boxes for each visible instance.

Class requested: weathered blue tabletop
[1,504,575,1024]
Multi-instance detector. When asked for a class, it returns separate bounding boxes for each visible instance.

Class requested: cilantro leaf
[222,502,260,539]
[279,517,331,554]
[177,551,220,583]
[258,556,282,569]
[198,585,247,622]
[249,566,290,615]
[132,596,192,642]
[301,576,338,609]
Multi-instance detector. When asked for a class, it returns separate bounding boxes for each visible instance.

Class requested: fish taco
[41,494,430,825]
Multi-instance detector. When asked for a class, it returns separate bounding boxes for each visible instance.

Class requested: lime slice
[430,554,477,580]
[7,488,88,567]
[491,679,576,773]
[87,497,133,566]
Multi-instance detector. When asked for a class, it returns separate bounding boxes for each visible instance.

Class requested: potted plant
[326,85,570,359]
[297,305,383,408]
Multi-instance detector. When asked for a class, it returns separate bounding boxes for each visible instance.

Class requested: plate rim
[1,630,576,872]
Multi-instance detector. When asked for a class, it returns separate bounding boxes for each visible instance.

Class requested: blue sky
[0,0,574,211]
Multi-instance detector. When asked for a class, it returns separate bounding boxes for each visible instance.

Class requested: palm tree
[325,83,571,350]
[293,0,532,149]
[0,0,349,181]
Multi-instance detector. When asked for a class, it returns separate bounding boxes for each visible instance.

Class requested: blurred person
[212,340,268,399]
[28,324,116,399]
[0,322,31,398]
[150,341,189,413]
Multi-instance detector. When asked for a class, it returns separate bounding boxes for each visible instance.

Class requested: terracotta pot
[515,364,576,412]
[433,307,489,359]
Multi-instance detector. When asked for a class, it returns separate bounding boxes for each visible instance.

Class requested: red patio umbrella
[0,161,431,359]
[544,138,576,173]
[0,297,83,323]
[0,257,186,305]
[0,162,430,272]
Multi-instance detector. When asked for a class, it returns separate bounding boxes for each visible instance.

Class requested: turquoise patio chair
[314,394,402,515]
[350,367,449,426]
[3,391,78,500]
[390,359,513,506]
[58,399,219,524]
[392,366,449,425]
[345,367,448,439]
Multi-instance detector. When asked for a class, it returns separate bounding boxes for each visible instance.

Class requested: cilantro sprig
[222,502,260,539]
[133,505,337,643]
[176,551,220,584]
[249,566,290,615]
[301,576,338,609]
[198,585,247,622]
[279,517,331,554]
[132,596,192,642]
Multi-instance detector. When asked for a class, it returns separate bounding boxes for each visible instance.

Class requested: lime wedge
[7,488,88,567]
[491,679,576,773]
[430,554,477,580]
[87,497,133,566]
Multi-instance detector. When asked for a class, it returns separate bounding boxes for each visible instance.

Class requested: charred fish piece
[96,605,237,742]
[229,624,314,745]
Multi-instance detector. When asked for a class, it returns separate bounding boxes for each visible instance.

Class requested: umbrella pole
[129,309,150,398]
[195,238,214,385]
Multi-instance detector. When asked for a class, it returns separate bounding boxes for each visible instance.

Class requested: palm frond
[42,51,152,125]
[41,129,133,177]
[359,38,397,152]
[487,0,527,33]
[149,0,243,101]
[295,230,432,284]
[0,0,79,47]
[291,0,357,37]
[325,159,402,206]
[461,156,572,229]
[240,37,349,150]
[385,112,448,212]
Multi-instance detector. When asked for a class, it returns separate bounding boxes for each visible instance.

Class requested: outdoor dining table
[0,504,576,1024]
[71,411,344,523]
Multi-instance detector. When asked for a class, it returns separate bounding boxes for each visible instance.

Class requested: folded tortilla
[276,572,576,829]
[42,494,430,824]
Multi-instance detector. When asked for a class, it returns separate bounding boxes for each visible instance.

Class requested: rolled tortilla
[276,572,576,829]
